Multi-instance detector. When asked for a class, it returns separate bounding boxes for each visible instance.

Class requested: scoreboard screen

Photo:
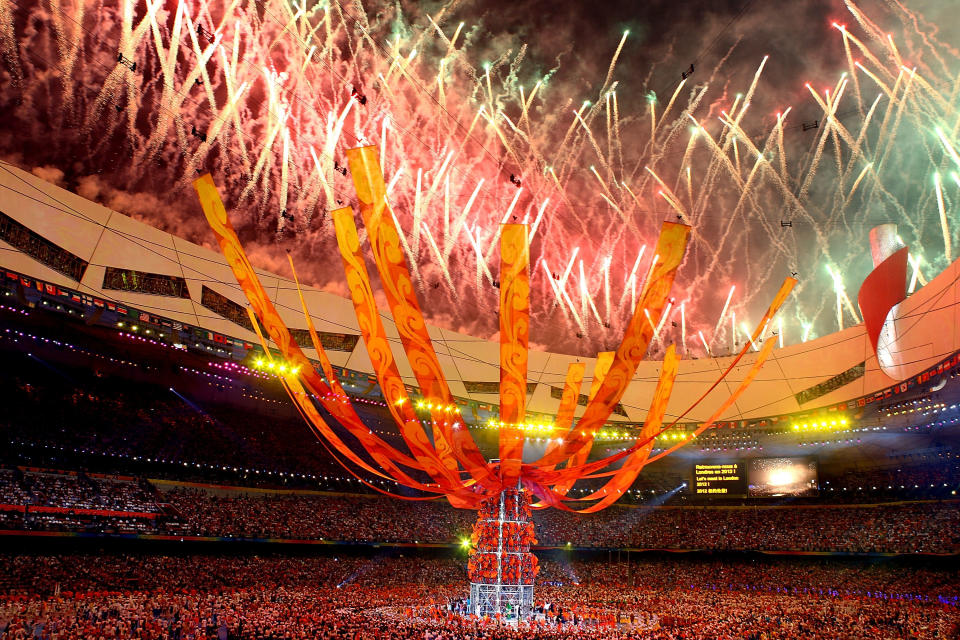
[692,458,819,498]
[693,462,746,496]
[748,457,818,497]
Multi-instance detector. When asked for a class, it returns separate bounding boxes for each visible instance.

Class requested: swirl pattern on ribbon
[331,206,478,505]
[498,224,530,483]
[346,146,496,490]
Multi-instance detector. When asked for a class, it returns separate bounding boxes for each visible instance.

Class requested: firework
[0,0,957,356]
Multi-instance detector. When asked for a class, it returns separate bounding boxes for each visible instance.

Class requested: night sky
[0,0,956,355]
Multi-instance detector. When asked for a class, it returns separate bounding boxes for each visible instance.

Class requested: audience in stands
[1,469,959,553]
[157,484,960,554]
[0,554,957,639]
[164,487,473,543]
[534,501,960,553]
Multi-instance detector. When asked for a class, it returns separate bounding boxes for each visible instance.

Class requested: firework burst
[0,0,958,356]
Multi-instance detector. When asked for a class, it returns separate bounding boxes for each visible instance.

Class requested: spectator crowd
[1,469,959,554]
[155,484,960,554]
[0,553,958,639]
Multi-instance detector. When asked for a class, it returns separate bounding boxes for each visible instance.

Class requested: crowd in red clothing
[2,471,960,554]
[469,490,539,585]
[0,553,958,639]
[165,486,960,554]
[163,486,473,542]
[468,554,540,586]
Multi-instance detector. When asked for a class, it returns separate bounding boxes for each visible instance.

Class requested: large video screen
[693,462,747,496]
[747,457,818,497]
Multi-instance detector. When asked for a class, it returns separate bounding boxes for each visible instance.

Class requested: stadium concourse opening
[3,0,960,636]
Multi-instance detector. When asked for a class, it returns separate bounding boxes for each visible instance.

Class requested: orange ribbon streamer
[532,221,691,468]
[193,174,457,496]
[196,153,795,513]
[345,146,496,491]
[645,338,777,464]
[329,206,478,505]
[574,345,680,512]
[540,362,586,470]
[244,306,440,494]
[526,346,680,511]
[524,276,796,492]
[652,276,796,434]
[588,352,617,402]
[279,375,446,502]
[553,351,615,496]
[498,223,530,484]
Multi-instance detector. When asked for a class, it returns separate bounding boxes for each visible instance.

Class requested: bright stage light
[768,468,799,487]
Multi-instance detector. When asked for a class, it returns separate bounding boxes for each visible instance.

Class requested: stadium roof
[3,161,959,426]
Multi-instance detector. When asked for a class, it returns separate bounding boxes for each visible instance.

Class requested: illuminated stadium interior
[1,0,960,637]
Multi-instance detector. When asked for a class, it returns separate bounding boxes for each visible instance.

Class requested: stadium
[1,0,959,637]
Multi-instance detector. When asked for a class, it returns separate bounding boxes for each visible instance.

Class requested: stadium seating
[1,467,958,553]
[0,554,957,639]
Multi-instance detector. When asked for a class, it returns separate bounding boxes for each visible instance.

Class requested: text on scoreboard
[693,462,747,495]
